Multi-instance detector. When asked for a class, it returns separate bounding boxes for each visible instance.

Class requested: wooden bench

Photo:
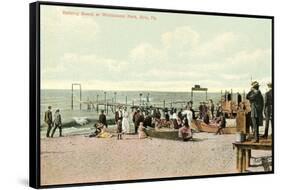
[233,139,272,173]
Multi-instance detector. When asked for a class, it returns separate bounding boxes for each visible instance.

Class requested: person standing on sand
[135,111,145,134]
[246,81,264,143]
[98,110,107,128]
[143,111,152,127]
[122,107,130,134]
[263,82,272,139]
[51,109,63,137]
[117,119,123,140]
[215,113,226,135]
[133,109,139,134]
[115,106,123,139]
[182,106,193,127]
[115,107,123,124]
[44,106,53,138]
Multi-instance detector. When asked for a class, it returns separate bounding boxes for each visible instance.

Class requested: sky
[40,5,272,93]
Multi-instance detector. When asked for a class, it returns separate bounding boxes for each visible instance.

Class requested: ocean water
[40,89,226,124]
[42,89,224,110]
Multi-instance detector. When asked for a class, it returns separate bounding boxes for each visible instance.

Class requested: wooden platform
[233,138,272,173]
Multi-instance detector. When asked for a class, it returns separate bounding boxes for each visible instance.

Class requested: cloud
[41,11,271,93]
[161,26,199,49]
[129,43,165,65]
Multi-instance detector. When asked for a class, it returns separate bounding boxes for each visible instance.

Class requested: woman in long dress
[122,107,130,134]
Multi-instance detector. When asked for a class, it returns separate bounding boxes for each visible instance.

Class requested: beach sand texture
[40,132,271,186]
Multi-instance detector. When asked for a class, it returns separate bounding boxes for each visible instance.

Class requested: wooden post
[104,92,106,111]
[106,100,108,115]
[96,94,99,112]
[163,100,166,108]
[79,84,82,110]
[236,148,240,170]
[238,148,243,173]
[139,93,142,106]
[246,149,251,168]
[221,90,223,103]
[242,149,247,172]
[71,84,73,110]
[71,83,82,110]
[114,92,117,111]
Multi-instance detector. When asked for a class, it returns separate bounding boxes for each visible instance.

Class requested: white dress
[122,111,130,133]
[182,110,193,126]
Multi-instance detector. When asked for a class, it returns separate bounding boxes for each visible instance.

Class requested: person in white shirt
[182,106,193,127]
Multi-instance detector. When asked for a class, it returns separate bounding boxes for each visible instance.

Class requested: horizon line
[41,88,247,93]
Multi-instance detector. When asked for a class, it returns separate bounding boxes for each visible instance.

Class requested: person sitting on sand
[51,109,63,138]
[98,127,112,138]
[92,122,112,138]
[138,122,148,139]
[178,118,192,141]
[88,123,103,137]
[215,113,226,135]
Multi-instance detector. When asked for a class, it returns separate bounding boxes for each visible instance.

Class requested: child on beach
[138,122,148,139]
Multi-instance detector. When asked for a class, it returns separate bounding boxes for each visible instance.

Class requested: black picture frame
[29,1,274,188]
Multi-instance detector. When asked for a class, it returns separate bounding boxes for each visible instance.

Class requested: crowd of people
[43,81,272,143]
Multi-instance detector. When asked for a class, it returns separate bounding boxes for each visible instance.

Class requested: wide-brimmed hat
[251,81,260,88]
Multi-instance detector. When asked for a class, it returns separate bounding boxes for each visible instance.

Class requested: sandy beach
[40,132,271,186]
